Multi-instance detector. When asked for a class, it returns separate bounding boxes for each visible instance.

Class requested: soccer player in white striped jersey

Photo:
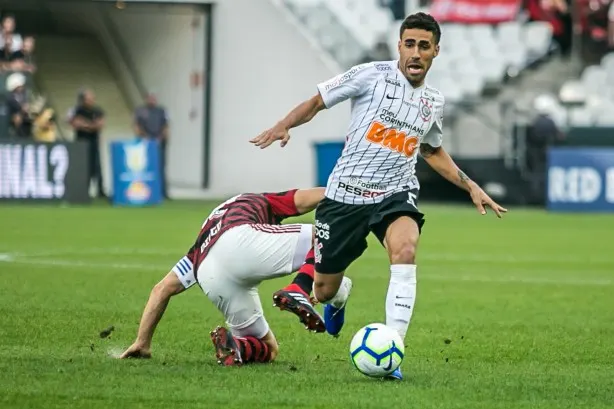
[251,12,507,380]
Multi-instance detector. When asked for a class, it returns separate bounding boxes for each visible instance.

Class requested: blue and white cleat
[323,277,352,337]
[324,304,344,337]
[386,368,403,380]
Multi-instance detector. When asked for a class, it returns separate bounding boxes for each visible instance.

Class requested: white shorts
[172,223,313,338]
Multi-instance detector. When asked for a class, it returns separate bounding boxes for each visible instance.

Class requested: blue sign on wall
[314,141,345,187]
[111,139,162,206]
[547,147,614,212]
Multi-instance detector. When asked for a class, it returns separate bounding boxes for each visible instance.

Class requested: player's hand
[119,342,152,359]
[250,123,290,149]
[469,185,508,218]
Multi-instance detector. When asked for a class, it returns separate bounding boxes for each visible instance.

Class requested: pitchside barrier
[0,139,91,204]
[547,147,614,212]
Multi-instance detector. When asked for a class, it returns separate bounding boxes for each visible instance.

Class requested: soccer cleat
[210,326,243,366]
[272,288,325,333]
[324,277,353,337]
[385,368,403,380]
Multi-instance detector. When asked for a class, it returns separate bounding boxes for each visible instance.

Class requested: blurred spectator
[526,97,565,203]
[68,89,106,198]
[526,0,573,56]
[133,91,170,199]
[6,72,32,138]
[33,107,57,142]
[12,36,36,72]
[379,0,406,20]
[0,15,23,70]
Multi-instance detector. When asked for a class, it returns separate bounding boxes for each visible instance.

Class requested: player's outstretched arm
[120,272,186,359]
[420,144,508,218]
[294,187,325,214]
[250,94,326,149]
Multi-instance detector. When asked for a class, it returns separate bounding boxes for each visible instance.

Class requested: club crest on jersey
[419,97,432,122]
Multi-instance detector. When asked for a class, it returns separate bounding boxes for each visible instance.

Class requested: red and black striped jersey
[187,190,300,272]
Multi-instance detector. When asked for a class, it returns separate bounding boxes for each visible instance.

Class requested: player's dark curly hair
[399,12,441,44]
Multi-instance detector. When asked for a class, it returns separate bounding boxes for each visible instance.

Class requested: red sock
[286,248,314,295]
[234,336,271,363]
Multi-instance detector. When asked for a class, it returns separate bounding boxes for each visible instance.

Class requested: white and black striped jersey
[316,60,446,205]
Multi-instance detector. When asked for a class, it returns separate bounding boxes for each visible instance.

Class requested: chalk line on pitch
[1,252,613,286]
[4,246,614,266]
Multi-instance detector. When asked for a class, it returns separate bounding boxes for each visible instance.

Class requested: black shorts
[314,189,425,274]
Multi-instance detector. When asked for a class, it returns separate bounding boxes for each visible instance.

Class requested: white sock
[385,264,417,340]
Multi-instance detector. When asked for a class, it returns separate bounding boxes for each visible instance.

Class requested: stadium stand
[281,0,556,117]
[555,52,614,127]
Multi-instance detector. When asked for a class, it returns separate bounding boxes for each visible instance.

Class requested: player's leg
[370,189,425,380]
[209,287,280,366]
[200,223,321,364]
[273,245,326,333]
[280,226,317,296]
[198,246,278,366]
[312,198,371,336]
[230,222,323,332]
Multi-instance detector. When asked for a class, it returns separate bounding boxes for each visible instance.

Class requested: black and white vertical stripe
[324,60,445,205]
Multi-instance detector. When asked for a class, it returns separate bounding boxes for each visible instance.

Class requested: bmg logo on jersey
[315,219,330,240]
[365,121,419,157]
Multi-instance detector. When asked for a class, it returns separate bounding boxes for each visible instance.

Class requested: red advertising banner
[429,0,521,24]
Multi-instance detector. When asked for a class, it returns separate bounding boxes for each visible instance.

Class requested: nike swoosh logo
[395,296,411,299]
[386,94,399,100]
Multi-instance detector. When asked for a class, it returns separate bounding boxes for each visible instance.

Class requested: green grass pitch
[1,201,613,409]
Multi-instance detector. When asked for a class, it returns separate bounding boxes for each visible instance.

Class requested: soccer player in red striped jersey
[120,187,330,366]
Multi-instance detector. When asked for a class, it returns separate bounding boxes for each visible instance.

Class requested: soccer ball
[349,323,404,377]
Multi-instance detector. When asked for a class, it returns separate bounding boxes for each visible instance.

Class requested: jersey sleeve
[263,190,300,218]
[172,252,197,289]
[316,63,378,109]
[422,95,445,148]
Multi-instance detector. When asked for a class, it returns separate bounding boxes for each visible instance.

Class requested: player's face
[397,28,439,87]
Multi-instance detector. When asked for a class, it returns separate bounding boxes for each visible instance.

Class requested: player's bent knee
[388,241,417,264]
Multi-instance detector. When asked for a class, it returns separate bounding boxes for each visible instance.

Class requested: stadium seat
[524,22,553,59]
[568,107,594,127]
[497,21,523,46]
[559,80,586,104]
[496,21,530,71]
[534,94,568,127]
[594,112,614,126]
[440,24,468,43]
[589,98,614,116]
[327,0,393,54]
[387,21,402,57]
[435,75,464,106]
[301,4,332,33]
[580,65,607,96]
[501,47,529,74]
[285,0,324,20]
[601,52,614,73]
[480,56,507,85]
[465,24,495,43]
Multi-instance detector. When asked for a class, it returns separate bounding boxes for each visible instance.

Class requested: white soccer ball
[349,323,404,377]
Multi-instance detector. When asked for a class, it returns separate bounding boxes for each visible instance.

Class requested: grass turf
[1,201,613,408]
